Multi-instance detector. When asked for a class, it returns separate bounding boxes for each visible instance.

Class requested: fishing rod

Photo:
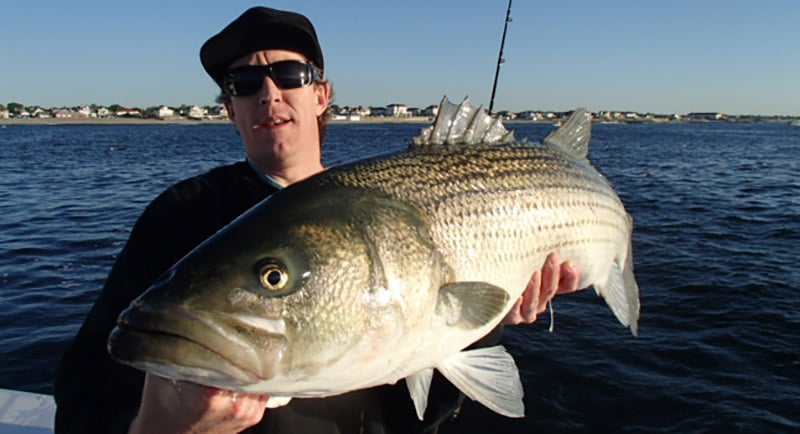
[488,0,512,114]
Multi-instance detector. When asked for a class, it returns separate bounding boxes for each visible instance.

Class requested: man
[54,6,579,434]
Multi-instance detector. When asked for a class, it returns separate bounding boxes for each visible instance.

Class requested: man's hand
[128,373,267,434]
[503,252,580,325]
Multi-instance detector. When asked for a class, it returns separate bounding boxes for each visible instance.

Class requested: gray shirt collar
[246,158,285,190]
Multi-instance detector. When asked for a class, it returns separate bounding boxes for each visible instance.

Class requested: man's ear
[314,82,331,116]
[224,101,235,122]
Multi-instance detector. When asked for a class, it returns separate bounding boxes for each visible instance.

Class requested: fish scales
[321,144,629,294]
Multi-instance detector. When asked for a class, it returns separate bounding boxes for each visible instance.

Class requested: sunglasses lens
[225,61,320,96]
[226,67,267,96]
[270,62,311,89]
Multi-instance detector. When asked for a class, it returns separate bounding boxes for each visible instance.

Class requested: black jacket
[54,161,496,434]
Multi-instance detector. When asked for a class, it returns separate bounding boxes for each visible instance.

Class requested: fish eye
[259,263,289,291]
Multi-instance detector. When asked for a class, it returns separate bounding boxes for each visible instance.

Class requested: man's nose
[258,76,282,104]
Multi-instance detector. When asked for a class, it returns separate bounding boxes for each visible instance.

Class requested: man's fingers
[502,253,581,326]
[538,253,560,313]
[521,269,541,322]
[558,260,580,294]
[503,294,525,325]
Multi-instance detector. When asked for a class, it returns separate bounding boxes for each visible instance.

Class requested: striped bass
[108,97,640,419]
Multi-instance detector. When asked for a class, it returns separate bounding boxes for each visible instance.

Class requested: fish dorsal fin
[405,368,434,420]
[542,108,592,159]
[436,345,525,418]
[436,282,510,329]
[411,96,515,147]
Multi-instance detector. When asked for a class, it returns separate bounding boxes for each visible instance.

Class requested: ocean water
[0,121,797,432]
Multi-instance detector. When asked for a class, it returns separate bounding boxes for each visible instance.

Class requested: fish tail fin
[436,345,524,418]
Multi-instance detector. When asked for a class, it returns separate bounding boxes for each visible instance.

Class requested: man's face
[225,49,329,177]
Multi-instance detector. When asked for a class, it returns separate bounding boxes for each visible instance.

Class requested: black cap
[200,6,324,87]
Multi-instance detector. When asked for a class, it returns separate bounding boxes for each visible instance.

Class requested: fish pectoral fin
[437,282,510,329]
[436,345,524,418]
[265,396,292,408]
[405,368,434,420]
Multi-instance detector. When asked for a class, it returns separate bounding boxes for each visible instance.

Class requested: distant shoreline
[2,115,794,126]
[0,116,435,126]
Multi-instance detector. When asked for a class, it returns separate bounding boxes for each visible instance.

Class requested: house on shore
[422,105,439,117]
[186,105,207,120]
[152,106,175,119]
[684,112,727,121]
[386,103,409,117]
[207,105,228,119]
[115,107,141,117]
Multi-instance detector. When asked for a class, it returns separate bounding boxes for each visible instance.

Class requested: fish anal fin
[265,396,292,408]
[593,243,641,336]
[405,368,434,420]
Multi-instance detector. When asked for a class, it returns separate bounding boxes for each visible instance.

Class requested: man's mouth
[253,117,291,129]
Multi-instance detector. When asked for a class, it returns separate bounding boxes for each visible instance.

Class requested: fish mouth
[108,303,287,386]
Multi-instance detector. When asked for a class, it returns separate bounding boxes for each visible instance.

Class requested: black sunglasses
[224,60,323,96]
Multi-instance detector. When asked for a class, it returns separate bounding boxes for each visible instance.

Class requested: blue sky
[2,0,798,115]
